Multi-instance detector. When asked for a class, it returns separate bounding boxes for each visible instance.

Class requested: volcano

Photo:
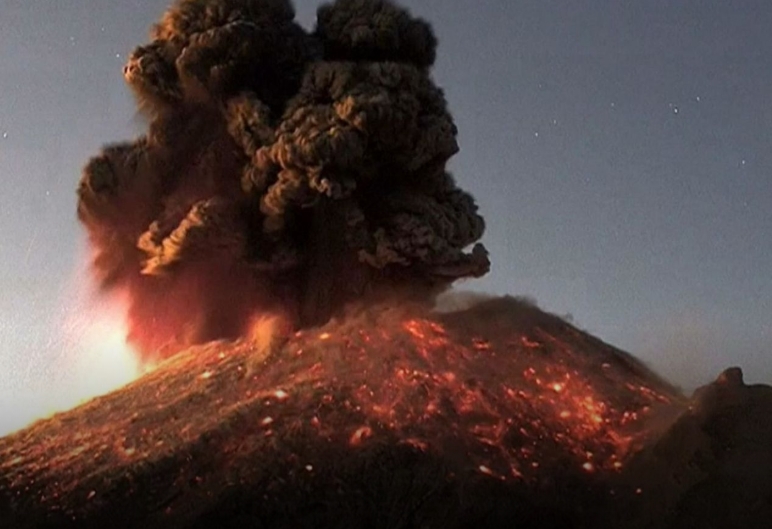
[1,299,771,528]
[0,297,678,528]
[4,0,771,527]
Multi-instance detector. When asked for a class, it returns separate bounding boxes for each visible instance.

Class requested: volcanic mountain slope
[0,297,687,529]
[610,367,772,529]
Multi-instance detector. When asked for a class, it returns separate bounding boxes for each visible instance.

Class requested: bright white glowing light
[63,301,142,406]
[0,264,144,438]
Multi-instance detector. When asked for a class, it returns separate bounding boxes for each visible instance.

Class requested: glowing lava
[0,298,685,525]
[257,309,678,481]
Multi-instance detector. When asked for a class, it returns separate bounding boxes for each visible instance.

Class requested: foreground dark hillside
[0,298,768,528]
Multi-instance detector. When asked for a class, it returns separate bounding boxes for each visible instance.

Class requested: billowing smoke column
[77,0,489,361]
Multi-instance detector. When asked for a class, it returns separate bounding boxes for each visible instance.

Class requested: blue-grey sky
[1,0,770,421]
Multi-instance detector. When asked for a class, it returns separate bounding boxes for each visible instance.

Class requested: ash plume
[77,0,489,360]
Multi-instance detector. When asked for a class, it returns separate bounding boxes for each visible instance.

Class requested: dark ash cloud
[78,0,488,360]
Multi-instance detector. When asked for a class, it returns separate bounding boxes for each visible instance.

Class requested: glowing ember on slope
[29,302,668,483]
[217,302,680,483]
[0,299,683,518]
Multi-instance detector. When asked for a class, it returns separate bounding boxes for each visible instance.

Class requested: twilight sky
[0,0,770,423]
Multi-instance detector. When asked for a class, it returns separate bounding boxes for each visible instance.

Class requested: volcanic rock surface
[0,298,686,528]
[1,298,769,528]
[610,367,772,529]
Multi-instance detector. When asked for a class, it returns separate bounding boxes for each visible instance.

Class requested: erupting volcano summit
[77,0,489,360]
